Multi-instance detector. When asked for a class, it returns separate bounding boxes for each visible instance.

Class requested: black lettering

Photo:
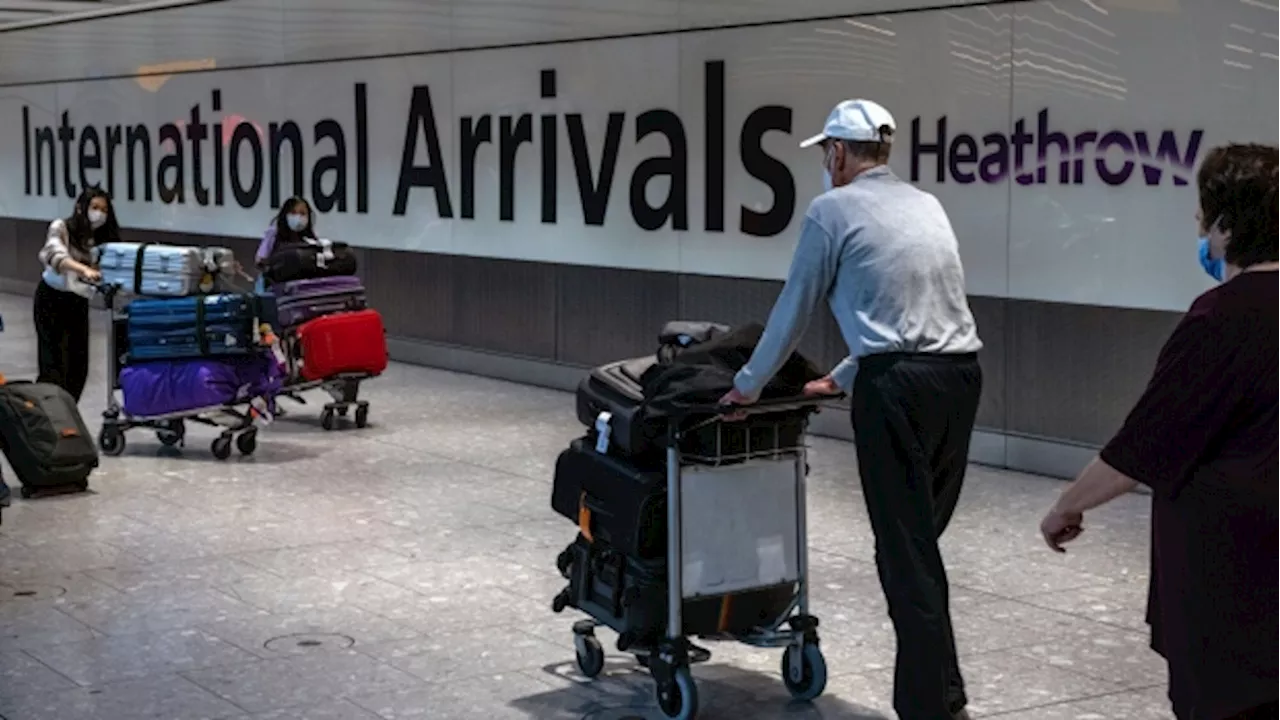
[187,104,210,206]
[911,116,946,183]
[58,111,76,198]
[566,112,625,226]
[499,114,533,222]
[705,60,726,232]
[270,120,304,208]
[78,126,102,190]
[393,85,452,217]
[212,89,224,206]
[355,83,368,213]
[22,107,30,195]
[541,70,558,223]
[460,115,491,220]
[739,105,793,237]
[157,123,185,204]
[229,122,263,207]
[629,110,688,232]
[978,133,1009,183]
[312,120,347,213]
[35,125,56,196]
[125,125,153,202]
[105,126,123,198]
[1071,131,1098,185]
[948,134,978,184]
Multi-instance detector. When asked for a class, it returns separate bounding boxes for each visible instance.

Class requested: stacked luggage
[548,322,832,719]
[260,239,387,431]
[95,242,280,460]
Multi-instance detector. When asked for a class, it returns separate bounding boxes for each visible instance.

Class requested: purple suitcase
[275,276,366,329]
[120,355,283,417]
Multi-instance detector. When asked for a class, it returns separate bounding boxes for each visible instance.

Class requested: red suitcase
[296,309,388,381]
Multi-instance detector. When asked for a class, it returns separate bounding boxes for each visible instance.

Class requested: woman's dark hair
[274,196,317,242]
[64,186,121,252]
[1197,143,1278,268]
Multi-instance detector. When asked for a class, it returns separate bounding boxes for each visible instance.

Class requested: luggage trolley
[273,332,377,431]
[556,397,831,720]
[96,285,273,460]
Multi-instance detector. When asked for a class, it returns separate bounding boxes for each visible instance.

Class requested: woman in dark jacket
[1039,143,1278,720]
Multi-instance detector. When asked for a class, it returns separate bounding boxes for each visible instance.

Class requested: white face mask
[87,209,107,229]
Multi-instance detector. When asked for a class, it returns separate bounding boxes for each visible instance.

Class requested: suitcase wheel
[321,408,336,431]
[99,426,126,457]
[354,404,369,429]
[573,632,605,679]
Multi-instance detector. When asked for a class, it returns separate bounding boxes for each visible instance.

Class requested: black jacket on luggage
[262,240,358,284]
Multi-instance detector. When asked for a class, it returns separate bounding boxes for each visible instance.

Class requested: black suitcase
[263,240,358,284]
[575,358,809,468]
[0,382,97,496]
[555,534,796,649]
[551,438,666,559]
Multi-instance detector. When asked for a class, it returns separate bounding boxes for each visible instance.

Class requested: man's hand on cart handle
[802,376,842,398]
[717,387,754,422]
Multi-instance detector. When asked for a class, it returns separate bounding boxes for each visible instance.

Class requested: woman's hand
[1040,507,1084,552]
[68,261,100,283]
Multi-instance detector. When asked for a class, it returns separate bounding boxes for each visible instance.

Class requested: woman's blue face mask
[1198,235,1225,282]
[286,213,308,232]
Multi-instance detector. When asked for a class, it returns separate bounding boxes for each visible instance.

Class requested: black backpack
[0,381,97,496]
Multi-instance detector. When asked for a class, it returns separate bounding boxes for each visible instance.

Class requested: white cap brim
[799,133,827,149]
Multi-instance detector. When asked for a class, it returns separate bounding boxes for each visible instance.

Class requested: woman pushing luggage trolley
[92,241,282,460]
[552,396,832,720]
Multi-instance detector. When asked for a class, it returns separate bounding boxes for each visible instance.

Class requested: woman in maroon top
[1040,143,1278,720]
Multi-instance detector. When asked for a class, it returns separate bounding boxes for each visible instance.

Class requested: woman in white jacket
[34,187,120,402]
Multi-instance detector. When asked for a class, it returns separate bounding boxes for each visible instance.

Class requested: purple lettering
[1095,131,1135,185]
[908,108,1204,187]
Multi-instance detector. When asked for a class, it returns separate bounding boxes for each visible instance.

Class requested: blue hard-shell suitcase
[125,294,259,362]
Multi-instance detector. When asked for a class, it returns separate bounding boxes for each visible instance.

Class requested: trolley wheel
[156,419,184,447]
[99,426,126,457]
[574,633,605,679]
[321,408,336,431]
[781,643,828,701]
[211,435,233,460]
[354,404,369,429]
[236,430,257,456]
[656,665,698,720]
[337,406,349,417]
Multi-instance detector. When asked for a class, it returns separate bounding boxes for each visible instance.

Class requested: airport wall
[1,0,1276,477]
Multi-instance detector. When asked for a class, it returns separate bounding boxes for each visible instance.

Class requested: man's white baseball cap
[799,99,897,148]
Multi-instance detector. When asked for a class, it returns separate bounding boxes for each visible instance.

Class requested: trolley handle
[670,393,846,422]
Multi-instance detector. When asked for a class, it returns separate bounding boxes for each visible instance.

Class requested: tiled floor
[0,292,1171,720]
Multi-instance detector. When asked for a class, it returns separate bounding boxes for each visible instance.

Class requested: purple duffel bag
[120,354,283,418]
[275,275,366,329]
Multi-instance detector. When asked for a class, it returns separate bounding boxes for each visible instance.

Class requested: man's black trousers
[851,352,983,720]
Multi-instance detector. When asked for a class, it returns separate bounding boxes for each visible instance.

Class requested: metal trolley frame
[96,285,272,461]
[561,397,833,720]
[273,331,377,431]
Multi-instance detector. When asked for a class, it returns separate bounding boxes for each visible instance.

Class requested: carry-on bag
[575,357,808,467]
[0,381,97,492]
[656,321,730,364]
[125,294,259,362]
[557,534,796,648]
[274,276,367,329]
[551,438,667,559]
[96,242,236,297]
[295,309,388,381]
[119,355,283,417]
[263,240,357,284]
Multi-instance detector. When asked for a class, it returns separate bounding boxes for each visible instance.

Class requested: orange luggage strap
[577,491,594,543]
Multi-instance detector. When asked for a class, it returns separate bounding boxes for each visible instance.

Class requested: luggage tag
[593,411,613,454]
